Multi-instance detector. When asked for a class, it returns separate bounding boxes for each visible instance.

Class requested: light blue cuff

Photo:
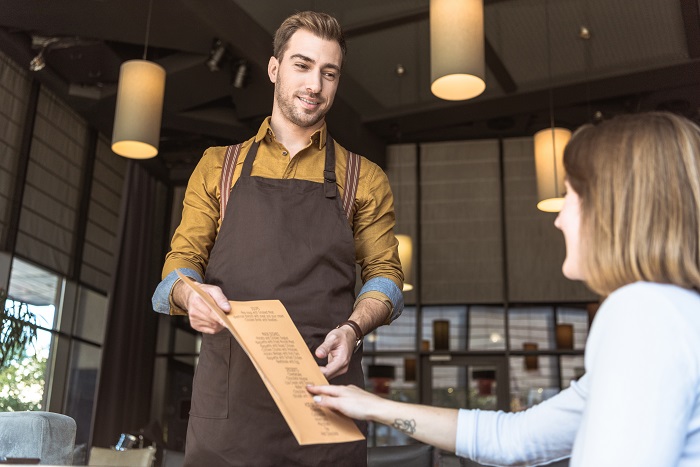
[151,268,203,314]
[356,276,404,323]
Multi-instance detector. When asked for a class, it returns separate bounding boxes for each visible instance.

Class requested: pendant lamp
[111,0,165,159]
[534,0,570,212]
[396,234,414,292]
[430,0,486,101]
[534,126,571,212]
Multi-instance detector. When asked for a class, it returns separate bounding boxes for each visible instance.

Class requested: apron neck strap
[241,140,260,177]
[324,135,337,199]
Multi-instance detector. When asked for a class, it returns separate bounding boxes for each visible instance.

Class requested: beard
[274,80,329,128]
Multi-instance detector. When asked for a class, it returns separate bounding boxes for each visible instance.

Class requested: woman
[308,112,700,466]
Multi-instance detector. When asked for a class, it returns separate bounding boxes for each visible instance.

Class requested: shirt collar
[254,117,327,150]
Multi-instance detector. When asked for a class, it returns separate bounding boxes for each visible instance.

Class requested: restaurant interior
[0,0,698,465]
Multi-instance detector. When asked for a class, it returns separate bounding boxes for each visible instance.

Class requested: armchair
[0,411,76,465]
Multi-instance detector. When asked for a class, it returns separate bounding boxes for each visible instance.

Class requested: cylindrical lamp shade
[534,127,572,212]
[112,60,166,159]
[556,323,574,350]
[430,0,485,101]
[523,342,539,370]
[396,234,413,292]
[433,320,450,351]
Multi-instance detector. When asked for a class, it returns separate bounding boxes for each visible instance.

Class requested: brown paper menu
[176,271,365,445]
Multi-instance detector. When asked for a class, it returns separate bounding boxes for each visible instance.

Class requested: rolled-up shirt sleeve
[152,268,203,315]
[352,160,404,323]
[152,147,225,315]
[355,277,404,323]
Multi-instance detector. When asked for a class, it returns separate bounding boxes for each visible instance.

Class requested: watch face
[353,339,362,353]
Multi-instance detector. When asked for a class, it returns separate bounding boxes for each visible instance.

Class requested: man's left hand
[316,326,355,380]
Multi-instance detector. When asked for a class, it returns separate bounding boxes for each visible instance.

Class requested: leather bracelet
[336,319,363,353]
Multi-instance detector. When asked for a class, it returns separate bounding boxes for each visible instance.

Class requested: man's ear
[268,56,278,83]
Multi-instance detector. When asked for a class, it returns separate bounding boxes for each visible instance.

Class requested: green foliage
[0,290,46,411]
[1,291,40,368]
[0,351,47,411]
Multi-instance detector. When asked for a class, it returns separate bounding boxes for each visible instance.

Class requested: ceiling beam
[342,0,517,38]
[680,0,700,58]
[158,52,233,113]
[344,7,430,39]
[163,108,252,141]
[484,39,517,94]
[365,60,700,141]
[0,0,213,54]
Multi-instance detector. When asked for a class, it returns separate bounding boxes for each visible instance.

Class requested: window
[1,257,60,411]
[1,256,108,450]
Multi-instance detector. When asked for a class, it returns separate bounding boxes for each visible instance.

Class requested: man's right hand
[172,279,231,334]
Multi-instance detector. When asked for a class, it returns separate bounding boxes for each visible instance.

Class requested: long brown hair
[273,11,346,65]
[564,112,700,296]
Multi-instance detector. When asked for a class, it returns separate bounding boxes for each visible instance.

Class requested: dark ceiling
[1,0,698,185]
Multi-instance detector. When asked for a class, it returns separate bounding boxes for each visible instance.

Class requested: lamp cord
[143,0,154,60]
[546,0,553,131]
[584,0,592,123]
[545,0,559,197]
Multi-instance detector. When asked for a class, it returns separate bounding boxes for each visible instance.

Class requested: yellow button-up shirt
[163,118,403,317]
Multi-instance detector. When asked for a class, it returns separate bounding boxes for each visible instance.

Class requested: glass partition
[469,305,506,350]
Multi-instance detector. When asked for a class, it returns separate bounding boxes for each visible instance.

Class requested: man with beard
[152,11,404,467]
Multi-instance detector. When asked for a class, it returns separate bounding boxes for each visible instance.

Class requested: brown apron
[184,137,367,467]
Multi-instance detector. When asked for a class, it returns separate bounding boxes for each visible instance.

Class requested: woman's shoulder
[599,282,700,340]
[606,282,700,309]
[588,283,700,379]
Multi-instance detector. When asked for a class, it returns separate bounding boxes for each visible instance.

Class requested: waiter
[152,11,404,467]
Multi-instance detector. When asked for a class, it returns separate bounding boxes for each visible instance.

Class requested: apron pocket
[189,331,230,419]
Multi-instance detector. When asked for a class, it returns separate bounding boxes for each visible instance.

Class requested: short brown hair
[273,11,346,65]
[564,112,700,296]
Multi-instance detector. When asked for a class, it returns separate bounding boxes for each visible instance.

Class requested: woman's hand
[307,384,385,420]
[307,383,459,453]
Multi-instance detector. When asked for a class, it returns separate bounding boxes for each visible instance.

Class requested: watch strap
[336,319,363,353]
